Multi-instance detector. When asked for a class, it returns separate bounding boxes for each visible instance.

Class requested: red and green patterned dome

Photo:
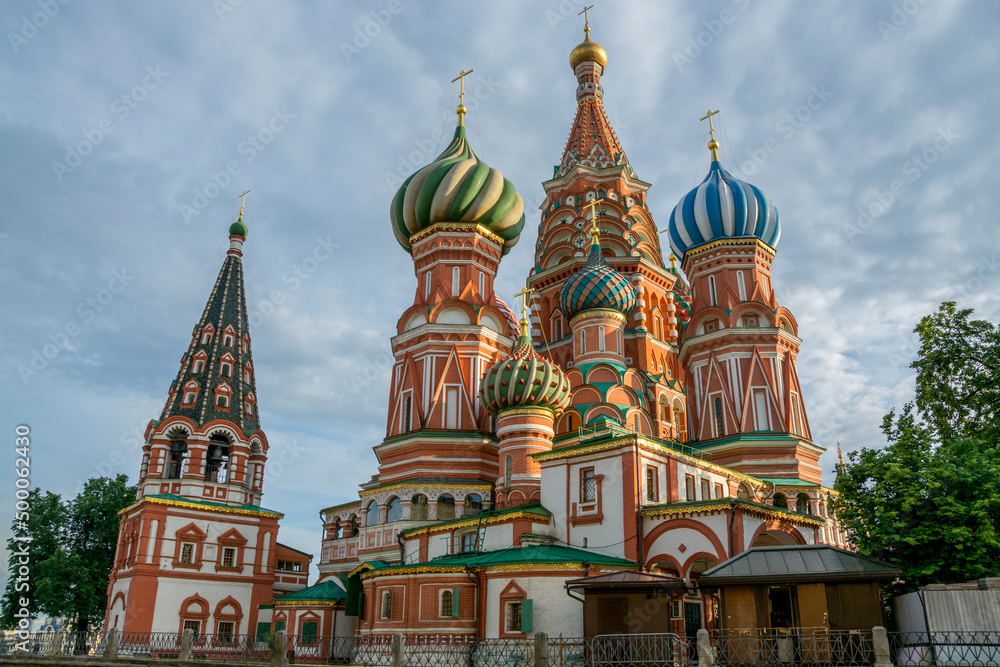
[390,121,525,255]
[480,326,571,415]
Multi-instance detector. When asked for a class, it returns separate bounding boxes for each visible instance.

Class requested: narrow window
[654,317,661,340]
[201,332,213,345]
[713,397,725,437]
[506,601,522,632]
[183,392,196,404]
[685,474,695,501]
[193,360,204,373]
[222,547,236,567]
[437,495,455,520]
[445,388,458,429]
[582,469,596,502]
[737,271,747,301]
[708,275,718,307]
[754,389,769,431]
[617,330,622,354]
[646,467,658,502]
[220,363,232,377]
[216,394,229,408]
[441,589,454,617]
[223,335,234,347]
[580,330,586,353]
[478,271,485,296]
[217,621,234,643]
[504,456,512,489]
[451,267,460,297]
[425,272,431,299]
[633,414,640,432]
[700,479,710,501]
[461,532,477,552]
[402,395,412,432]
[714,482,724,499]
[380,591,392,619]
[552,317,562,340]
[180,543,194,564]
[791,394,803,435]
[598,326,606,351]
[243,368,250,384]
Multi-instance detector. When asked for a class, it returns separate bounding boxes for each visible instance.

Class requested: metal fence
[713,629,874,666]
[889,631,1000,666]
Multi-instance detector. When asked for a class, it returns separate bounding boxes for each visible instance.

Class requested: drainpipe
[634,435,644,569]
[728,499,737,558]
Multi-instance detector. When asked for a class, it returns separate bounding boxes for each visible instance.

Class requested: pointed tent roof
[273,578,346,606]
[159,221,260,432]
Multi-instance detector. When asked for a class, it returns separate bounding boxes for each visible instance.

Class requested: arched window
[425,272,431,299]
[796,493,811,515]
[223,334,234,347]
[410,495,428,521]
[349,515,359,536]
[193,360,204,373]
[437,495,455,521]
[365,501,379,526]
[205,435,230,483]
[737,271,747,301]
[451,267,460,297]
[772,492,788,509]
[440,589,454,617]
[201,332,213,345]
[167,441,187,479]
[708,275,718,307]
[580,330,586,353]
[216,394,229,408]
[220,362,232,377]
[464,494,482,516]
[598,326,606,351]
[504,457,513,489]
[386,497,403,523]
[737,483,752,500]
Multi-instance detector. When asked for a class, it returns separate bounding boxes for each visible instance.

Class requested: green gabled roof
[159,226,260,431]
[276,542,314,558]
[400,502,552,538]
[137,493,282,518]
[366,544,638,578]
[273,579,346,605]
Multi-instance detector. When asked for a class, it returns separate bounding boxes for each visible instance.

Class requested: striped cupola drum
[389,117,525,255]
[480,322,571,508]
[667,156,780,260]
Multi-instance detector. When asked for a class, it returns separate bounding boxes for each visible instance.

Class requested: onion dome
[493,294,519,338]
[480,321,571,415]
[569,24,607,70]
[558,222,637,320]
[229,215,248,238]
[389,111,525,256]
[667,136,780,260]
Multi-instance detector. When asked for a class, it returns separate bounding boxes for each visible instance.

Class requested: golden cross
[584,197,604,238]
[514,286,535,322]
[578,5,594,30]
[700,109,720,143]
[451,68,475,108]
[237,190,250,218]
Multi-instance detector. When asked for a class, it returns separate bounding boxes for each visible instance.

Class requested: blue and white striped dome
[667,160,780,259]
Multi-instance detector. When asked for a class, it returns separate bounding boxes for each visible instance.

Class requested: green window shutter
[521,600,533,633]
[345,574,363,616]
[302,621,318,644]
[255,622,270,642]
[275,621,285,633]
[451,587,460,618]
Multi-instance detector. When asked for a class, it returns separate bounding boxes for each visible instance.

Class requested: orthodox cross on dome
[514,286,535,324]
[237,190,250,217]
[700,109,721,162]
[579,4,594,34]
[451,68,475,124]
[584,197,604,243]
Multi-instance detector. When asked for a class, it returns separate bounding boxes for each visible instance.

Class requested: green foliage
[1,475,135,632]
[833,303,1000,594]
[912,301,1000,445]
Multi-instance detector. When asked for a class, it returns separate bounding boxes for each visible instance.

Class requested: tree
[912,301,1000,445]
[834,303,1000,594]
[1,475,135,632]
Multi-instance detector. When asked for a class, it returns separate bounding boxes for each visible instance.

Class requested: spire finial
[837,439,844,466]
[514,285,535,337]
[451,68,475,126]
[669,253,677,271]
[238,190,250,219]
[700,109,721,163]
[579,5,594,37]
[584,197,604,246]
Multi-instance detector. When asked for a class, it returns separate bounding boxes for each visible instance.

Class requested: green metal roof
[141,494,282,517]
[399,502,552,537]
[699,545,901,585]
[273,579,346,604]
[754,477,820,487]
[373,544,638,576]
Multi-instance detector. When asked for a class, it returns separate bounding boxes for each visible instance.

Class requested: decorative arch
[213,595,243,640]
[645,553,683,575]
[643,517,728,565]
[178,594,209,636]
[750,520,808,547]
[681,551,721,578]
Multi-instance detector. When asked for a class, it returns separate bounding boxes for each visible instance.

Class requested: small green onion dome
[229,215,248,237]
[390,123,525,255]
[480,325,572,414]
[558,240,637,320]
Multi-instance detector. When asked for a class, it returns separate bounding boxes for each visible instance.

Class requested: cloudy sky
[1,1,997,575]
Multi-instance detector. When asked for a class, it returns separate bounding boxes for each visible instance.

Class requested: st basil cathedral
[107,20,847,643]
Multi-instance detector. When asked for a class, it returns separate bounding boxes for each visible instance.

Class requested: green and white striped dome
[390,123,525,255]
[480,325,572,415]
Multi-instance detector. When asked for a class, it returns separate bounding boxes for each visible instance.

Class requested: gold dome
[569,30,607,70]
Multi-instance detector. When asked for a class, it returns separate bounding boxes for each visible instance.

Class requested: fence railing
[5,628,1000,665]
[889,630,1000,666]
